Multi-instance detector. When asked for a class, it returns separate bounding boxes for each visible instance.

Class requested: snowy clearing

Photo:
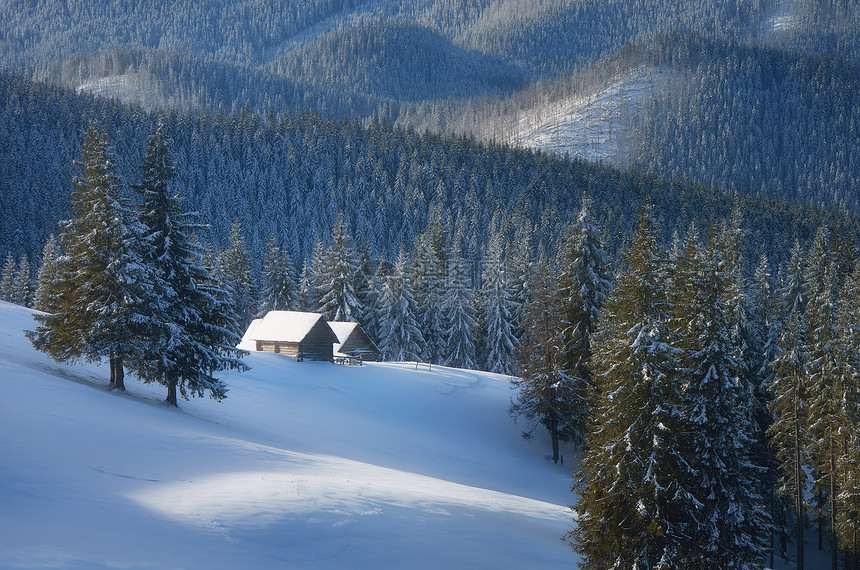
[508,66,669,166]
[0,301,576,569]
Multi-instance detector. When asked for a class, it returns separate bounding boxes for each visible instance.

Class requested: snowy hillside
[0,301,577,569]
[508,66,669,166]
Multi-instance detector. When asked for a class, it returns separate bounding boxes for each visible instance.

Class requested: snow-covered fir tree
[379,249,425,362]
[411,229,446,364]
[27,122,157,391]
[297,259,314,313]
[768,256,813,570]
[217,218,258,334]
[804,230,855,568]
[0,253,15,302]
[834,258,860,564]
[570,205,690,568]
[33,234,59,312]
[440,246,478,369]
[555,195,610,442]
[259,233,297,315]
[12,255,33,308]
[316,212,361,322]
[480,229,517,375]
[132,123,246,406]
[359,256,388,352]
[670,226,771,567]
[510,253,575,462]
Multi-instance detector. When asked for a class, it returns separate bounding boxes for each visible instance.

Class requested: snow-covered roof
[328,321,359,345]
[240,311,328,345]
[329,320,381,357]
[237,318,263,351]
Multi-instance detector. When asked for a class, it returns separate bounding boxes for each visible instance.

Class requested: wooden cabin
[238,311,338,361]
[329,321,382,363]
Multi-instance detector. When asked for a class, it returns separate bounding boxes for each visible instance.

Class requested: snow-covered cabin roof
[328,321,360,346]
[237,318,264,350]
[238,311,333,349]
[328,321,381,358]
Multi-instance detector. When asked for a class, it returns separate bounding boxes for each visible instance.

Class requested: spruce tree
[480,230,518,375]
[768,280,812,570]
[411,230,446,364]
[379,249,424,361]
[317,212,361,321]
[132,123,246,406]
[27,122,155,391]
[441,247,478,369]
[0,252,15,302]
[570,205,688,567]
[807,257,852,570]
[259,233,297,315]
[673,228,771,567]
[217,219,257,333]
[360,256,388,351]
[833,259,860,568]
[510,253,573,461]
[34,234,59,312]
[12,255,33,307]
[556,195,610,442]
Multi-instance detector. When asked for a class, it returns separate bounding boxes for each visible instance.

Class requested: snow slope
[508,66,669,166]
[0,301,577,569]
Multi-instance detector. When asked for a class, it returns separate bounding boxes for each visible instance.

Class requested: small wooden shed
[329,321,382,362]
[238,311,338,361]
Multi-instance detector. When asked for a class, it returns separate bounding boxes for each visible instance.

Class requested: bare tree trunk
[831,443,837,570]
[165,380,178,407]
[113,354,125,391]
[109,349,116,388]
[550,417,559,464]
[796,414,805,570]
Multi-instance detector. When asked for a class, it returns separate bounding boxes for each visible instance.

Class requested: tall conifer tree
[556,195,610,442]
[28,122,155,391]
[132,122,246,406]
[480,230,518,375]
[510,253,574,461]
[768,245,813,570]
[570,205,689,567]
[316,212,361,322]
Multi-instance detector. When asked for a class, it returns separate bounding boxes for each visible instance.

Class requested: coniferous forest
[2,0,860,567]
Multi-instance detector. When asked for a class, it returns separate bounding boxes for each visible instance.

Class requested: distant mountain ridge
[1,0,858,213]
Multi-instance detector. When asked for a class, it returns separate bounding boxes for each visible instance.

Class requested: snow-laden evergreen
[672,228,771,567]
[480,230,518,375]
[131,122,246,405]
[217,219,258,334]
[33,234,59,312]
[379,249,425,362]
[316,213,361,322]
[768,273,812,570]
[258,233,298,315]
[555,195,610,444]
[440,248,478,370]
[28,122,161,391]
[509,254,572,464]
[411,230,446,364]
[571,206,690,568]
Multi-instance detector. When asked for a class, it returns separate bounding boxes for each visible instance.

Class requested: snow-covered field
[0,301,577,569]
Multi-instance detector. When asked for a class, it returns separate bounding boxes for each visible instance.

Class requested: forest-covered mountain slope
[2,0,857,214]
[0,70,846,275]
